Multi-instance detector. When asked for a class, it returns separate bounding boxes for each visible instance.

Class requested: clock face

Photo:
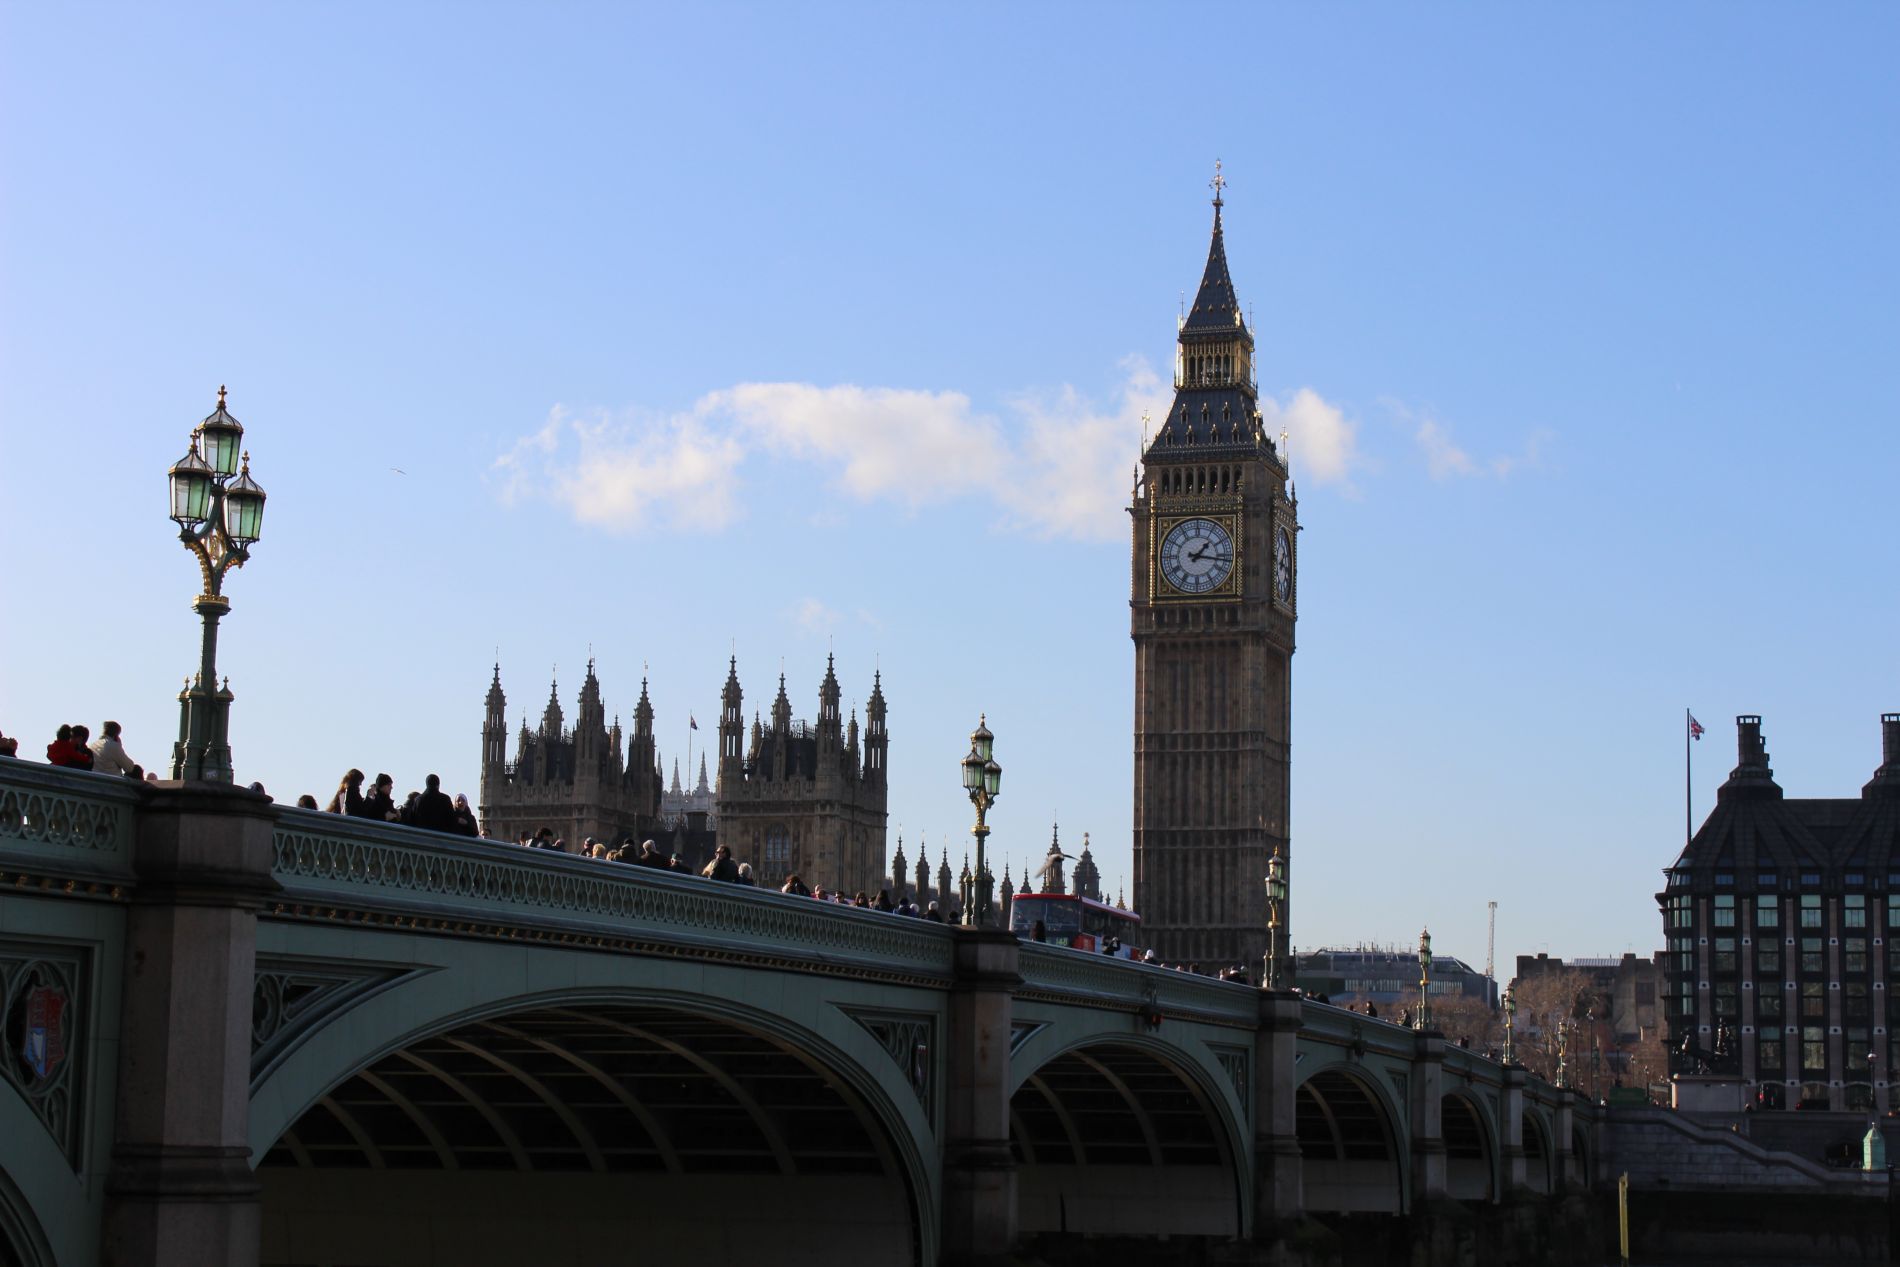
[1159,518,1235,594]
[1274,528,1292,602]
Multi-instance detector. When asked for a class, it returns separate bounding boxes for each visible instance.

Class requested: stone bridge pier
[0,764,1599,1267]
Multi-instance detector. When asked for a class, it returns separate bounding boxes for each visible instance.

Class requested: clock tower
[1131,170,1297,972]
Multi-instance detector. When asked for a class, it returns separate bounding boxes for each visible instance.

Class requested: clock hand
[1188,544,1210,561]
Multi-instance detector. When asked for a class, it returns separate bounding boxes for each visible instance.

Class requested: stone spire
[696,752,710,794]
[482,664,508,772]
[541,674,563,737]
[1040,820,1068,894]
[670,758,683,796]
[864,669,888,786]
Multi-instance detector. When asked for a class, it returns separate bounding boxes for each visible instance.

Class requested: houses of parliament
[479,656,890,896]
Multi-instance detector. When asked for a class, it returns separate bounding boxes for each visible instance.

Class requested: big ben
[1131,167,1296,973]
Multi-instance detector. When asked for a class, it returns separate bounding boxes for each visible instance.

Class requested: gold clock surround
[1149,507,1243,602]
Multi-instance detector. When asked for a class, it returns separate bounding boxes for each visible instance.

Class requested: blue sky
[3,3,1895,969]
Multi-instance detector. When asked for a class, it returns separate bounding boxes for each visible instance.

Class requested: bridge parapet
[0,761,140,889]
[1016,942,1257,1027]
[268,807,959,982]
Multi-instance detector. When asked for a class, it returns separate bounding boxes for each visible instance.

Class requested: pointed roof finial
[217,383,228,409]
[1210,157,1226,211]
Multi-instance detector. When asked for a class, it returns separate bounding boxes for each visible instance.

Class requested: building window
[1846,938,1868,974]
[1635,980,1656,1006]
[1802,982,1826,1019]
[1848,1030,1871,1071]
[1757,872,1778,889]
[1714,982,1738,1017]
[1846,895,1867,928]
[1846,982,1870,1023]
[764,825,790,867]
[1756,894,1780,927]
[1714,938,1738,973]
[1801,938,1825,974]
[1667,896,1693,929]
[1802,1029,1827,1074]
[1802,873,1821,886]
[1758,942,1782,975]
[1800,895,1823,929]
[1758,989,1782,1021]
[1758,1029,1783,1071]
[1670,934,1694,971]
[1714,895,1736,928]
[1716,872,1735,887]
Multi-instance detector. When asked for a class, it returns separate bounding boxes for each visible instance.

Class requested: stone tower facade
[1130,176,1298,971]
[480,661,665,847]
[716,656,889,895]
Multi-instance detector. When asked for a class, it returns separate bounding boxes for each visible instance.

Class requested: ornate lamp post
[1557,1018,1571,1089]
[1263,844,1288,988]
[1502,984,1517,1065]
[1415,927,1433,1031]
[166,387,266,783]
[959,715,1002,927]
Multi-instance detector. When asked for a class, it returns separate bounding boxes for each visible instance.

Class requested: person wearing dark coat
[701,844,740,883]
[450,794,480,837]
[327,769,368,816]
[362,773,400,822]
[412,774,457,834]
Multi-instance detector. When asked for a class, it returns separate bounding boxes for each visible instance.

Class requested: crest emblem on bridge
[20,982,68,1084]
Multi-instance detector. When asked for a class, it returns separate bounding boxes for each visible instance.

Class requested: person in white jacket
[90,721,140,778]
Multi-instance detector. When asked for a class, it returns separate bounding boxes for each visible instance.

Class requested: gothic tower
[1130,168,1298,971]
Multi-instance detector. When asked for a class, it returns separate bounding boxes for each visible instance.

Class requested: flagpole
[1685,707,1692,847]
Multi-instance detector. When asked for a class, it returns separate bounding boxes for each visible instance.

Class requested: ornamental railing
[1016,941,1258,1029]
[268,807,959,981]
[0,760,140,884]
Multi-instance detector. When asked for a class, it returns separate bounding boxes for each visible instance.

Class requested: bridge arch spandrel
[248,925,946,1265]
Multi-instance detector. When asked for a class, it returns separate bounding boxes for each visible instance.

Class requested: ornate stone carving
[251,958,429,1089]
[1213,1043,1250,1116]
[1009,1020,1048,1055]
[845,1009,935,1120]
[0,947,86,1166]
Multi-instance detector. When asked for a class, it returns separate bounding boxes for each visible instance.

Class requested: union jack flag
[1688,714,1705,741]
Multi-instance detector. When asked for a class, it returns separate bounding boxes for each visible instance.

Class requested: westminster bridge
[0,762,1600,1267]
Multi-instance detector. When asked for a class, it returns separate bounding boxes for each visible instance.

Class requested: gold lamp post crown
[167,387,266,783]
[960,715,1001,926]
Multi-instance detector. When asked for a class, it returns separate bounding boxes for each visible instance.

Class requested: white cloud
[495,365,1364,540]
[1396,403,1553,481]
[1416,417,1477,480]
[793,597,840,634]
[709,383,1002,504]
[490,405,744,533]
[997,356,1174,541]
[1262,388,1362,491]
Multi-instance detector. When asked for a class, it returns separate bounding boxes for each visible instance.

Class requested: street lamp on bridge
[959,715,1002,927]
[1414,927,1433,1031]
[166,386,267,783]
[1501,983,1517,1065]
[1262,844,1287,989]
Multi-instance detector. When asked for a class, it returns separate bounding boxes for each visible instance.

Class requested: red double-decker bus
[1008,892,1142,955]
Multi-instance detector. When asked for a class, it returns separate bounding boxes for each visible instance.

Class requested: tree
[1508,967,1604,1086]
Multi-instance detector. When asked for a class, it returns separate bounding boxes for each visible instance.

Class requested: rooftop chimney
[1867,713,1900,798]
[1718,714,1781,802]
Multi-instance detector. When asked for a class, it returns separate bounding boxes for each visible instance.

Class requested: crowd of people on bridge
[6,733,1281,983]
[11,720,148,779]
